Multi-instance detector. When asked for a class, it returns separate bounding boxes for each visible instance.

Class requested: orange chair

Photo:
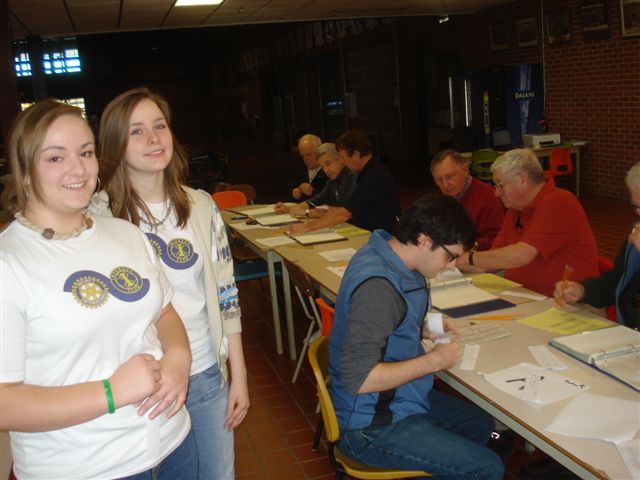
[598,256,617,322]
[544,147,573,181]
[226,183,257,204]
[211,190,247,211]
[312,297,335,451]
[316,297,335,337]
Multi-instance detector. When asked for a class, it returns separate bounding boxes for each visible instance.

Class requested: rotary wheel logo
[70,276,109,308]
[110,266,143,295]
[148,237,163,257]
[168,238,193,264]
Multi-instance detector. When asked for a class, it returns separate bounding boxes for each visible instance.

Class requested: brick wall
[415,0,639,200]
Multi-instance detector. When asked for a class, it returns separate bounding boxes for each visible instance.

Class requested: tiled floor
[233,193,634,478]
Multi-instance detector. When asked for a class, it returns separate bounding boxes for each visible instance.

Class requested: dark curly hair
[397,193,476,251]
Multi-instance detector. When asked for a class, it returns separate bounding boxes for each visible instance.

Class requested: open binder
[550,325,640,392]
[427,271,515,318]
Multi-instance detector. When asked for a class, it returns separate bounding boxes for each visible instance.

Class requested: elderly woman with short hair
[555,162,640,328]
[275,142,356,218]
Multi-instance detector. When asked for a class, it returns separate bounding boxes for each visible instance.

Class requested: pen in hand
[555,264,573,306]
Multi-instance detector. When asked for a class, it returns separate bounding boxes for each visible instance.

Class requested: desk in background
[461,145,583,196]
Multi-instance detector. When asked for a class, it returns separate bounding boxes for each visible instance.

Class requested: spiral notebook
[550,325,640,392]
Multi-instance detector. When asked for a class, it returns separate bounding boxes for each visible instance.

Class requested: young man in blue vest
[329,194,504,479]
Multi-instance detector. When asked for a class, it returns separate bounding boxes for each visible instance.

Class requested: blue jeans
[186,363,235,480]
[119,427,198,480]
[338,390,504,480]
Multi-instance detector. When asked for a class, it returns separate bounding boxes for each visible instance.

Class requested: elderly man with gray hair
[555,162,640,328]
[457,148,599,297]
[276,143,356,218]
[289,133,328,201]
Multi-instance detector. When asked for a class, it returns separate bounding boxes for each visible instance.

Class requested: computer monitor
[492,129,511,149]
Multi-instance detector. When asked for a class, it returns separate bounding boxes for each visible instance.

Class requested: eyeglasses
[434,168,461,185]
[439,243,460,262]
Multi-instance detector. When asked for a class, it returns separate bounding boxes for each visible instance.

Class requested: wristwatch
[468,250,476,266]
[305,208,310,217]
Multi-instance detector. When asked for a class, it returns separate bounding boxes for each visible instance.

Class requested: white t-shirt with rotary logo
[141,201,215,376]
[0,215,191,479]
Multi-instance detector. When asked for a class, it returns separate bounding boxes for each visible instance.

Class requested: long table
[462,145,583,196]
[222,210,292,357]
[275,238,638,479]
[223,208,368,360]
[438,298,638,479]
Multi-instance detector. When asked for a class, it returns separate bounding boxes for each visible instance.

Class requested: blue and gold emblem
[64,267,150,308]
[146,233,198,270]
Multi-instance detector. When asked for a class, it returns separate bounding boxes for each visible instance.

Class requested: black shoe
[520,458,580,480]
[485,430,515,461]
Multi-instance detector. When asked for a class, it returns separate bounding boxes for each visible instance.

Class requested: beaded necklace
[14,211,94,240]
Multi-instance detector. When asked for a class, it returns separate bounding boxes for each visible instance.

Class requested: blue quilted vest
[329,230,433,431]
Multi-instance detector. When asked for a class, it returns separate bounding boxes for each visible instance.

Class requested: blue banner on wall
[505,63,544,145]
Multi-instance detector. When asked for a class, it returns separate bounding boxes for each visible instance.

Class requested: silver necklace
[140,203,173,228]
[14,211,94,240]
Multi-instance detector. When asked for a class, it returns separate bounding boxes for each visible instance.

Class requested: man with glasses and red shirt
[431,149,504,250]
[457,148,598,297]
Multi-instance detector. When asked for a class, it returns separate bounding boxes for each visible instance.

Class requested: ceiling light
[439,15,450,24]
[175,0,223,6]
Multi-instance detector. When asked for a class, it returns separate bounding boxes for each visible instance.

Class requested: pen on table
[230,216,246,220]
[555,264,573,306]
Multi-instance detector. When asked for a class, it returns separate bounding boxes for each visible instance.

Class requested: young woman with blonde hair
[0,99,195,479]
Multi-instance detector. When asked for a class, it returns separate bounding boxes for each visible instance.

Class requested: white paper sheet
[545,393,640,444]
[501,290,547,301]
[255,236,296,247]
[230,222,266,231]
[430,284,498,309]
[256,214,299,226]
[318,248,357,262]
[327,266,346,278]
[617,438,640,479]
[484,362,589,404]
[459,344,480,371]
[244,205,276,216]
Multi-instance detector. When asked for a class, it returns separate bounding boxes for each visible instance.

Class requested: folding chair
[307,337,431,479]
[283,258,323,383]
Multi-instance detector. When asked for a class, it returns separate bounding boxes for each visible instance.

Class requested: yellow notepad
[471,273,521,292]
[518,307,612,335]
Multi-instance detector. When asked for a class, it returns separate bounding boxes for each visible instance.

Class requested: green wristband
[102,379,115,414]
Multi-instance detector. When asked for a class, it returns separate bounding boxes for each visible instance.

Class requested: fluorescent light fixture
[175,0,223,6]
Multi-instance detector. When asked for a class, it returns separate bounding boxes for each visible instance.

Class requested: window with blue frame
[14,39,82,77]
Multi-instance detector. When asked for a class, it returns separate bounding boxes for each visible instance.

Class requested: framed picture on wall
[620,0,640,37]
[489,22,508,50]
[546,8,572,44]
[516,17,538,46]
[582,0,610,38]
